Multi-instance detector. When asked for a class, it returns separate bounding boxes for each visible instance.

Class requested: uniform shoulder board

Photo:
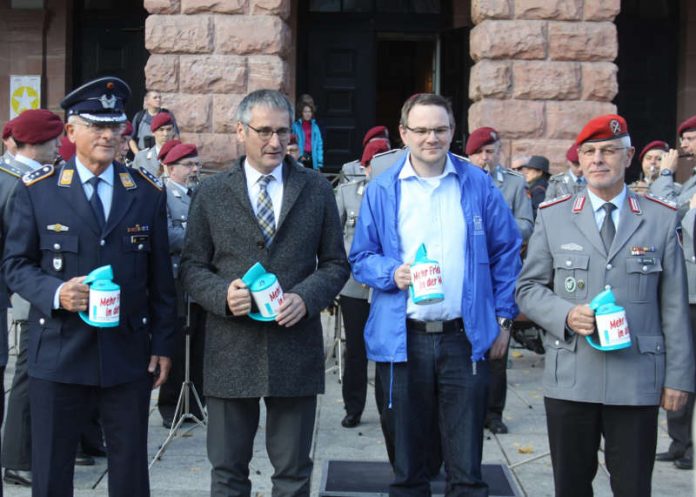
[22,164,55,186]
[644,193,677,210]
[548,173,565,182]
[502,167,524,178]
[372,148,399,159]
[539,193,572,209]
[0,162,22,178]
[138,166,163,191]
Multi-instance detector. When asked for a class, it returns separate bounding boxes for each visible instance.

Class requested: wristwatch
[497,317,513,330]
[660,169,673,176]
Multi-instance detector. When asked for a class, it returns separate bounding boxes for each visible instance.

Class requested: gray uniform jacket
[165,182,190,279]
[516,190,694,405]
[370,148,406,179]
[545,170,585,200]
[133,146,160,177]
[491,165,534,241]
[679,208,696,304]
[335,179,369,300]
[180,157,350,398]
[340,160,365,184]
[650,170,696,206]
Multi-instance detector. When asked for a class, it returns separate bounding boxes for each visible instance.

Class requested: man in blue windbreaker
[349,93,521,497]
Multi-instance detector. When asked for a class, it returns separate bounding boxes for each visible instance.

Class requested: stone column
[468,0,620,172]
[144,0,291,170]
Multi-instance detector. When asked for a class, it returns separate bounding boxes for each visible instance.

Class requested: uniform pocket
[122,235,151,279]
[39,234,78,274]
[30,318,62,371]
[636,335,665,393]
[553,253,590,300]
[544,335,577,388]
[625,258,662,303]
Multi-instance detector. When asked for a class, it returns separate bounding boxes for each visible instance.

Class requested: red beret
[122,120,133,137]
[12,109,64,145]
[58,136,76,161]
[575,114,628,147]
[566,143,579,164]
[361,140,390,166]
[362,126,389,147]
[2,119,14,140]
[677,115,696,137]
[157,139,181,161]
[639,140,669,162]
[150,112,173,132]
[163,143,198,165]
[465,127,499,156]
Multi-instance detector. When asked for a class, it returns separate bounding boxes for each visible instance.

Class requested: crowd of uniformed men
[0,75,694,497]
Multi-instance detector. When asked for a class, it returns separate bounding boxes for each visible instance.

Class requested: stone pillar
[144,0,291,170]
[468,0,620,172]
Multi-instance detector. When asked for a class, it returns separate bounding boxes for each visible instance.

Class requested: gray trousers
[207,395,316,497]
[2,320,30,470]
[664,304,696,458]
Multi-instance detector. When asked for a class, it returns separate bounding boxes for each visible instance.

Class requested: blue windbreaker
[349,152,521,362]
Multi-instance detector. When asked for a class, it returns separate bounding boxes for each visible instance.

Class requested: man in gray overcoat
[180,89,349,497]
[516,114,694,497]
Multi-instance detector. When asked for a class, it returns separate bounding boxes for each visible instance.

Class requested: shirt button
[39,318,45,325]
[606,263,612,270]
[138,244,144,250]
[100,240,106,247]
[53,243,61,250]
[142,317,148,325]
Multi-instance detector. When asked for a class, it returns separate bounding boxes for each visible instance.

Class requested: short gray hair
[235,90,294,126]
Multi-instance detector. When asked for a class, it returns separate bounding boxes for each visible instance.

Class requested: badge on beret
[564,277,577,293]
[119,172,136,190]
[58,168,74,187]
[610,119,621,136]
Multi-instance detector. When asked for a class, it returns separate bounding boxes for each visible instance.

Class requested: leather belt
[406,318,464,334]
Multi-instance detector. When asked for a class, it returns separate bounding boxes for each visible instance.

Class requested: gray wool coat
[180,157,350,399]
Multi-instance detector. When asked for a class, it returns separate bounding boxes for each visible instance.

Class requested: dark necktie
[186,188,193,197]
[88,176,106,229]
[256,175,275,246]
[600,203,616,251]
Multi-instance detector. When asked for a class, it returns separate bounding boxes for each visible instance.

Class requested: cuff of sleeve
[53,283,65,310]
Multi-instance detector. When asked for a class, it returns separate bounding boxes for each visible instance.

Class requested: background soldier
[517,114,694,497]
[545,144,586,200]
[340,126,391,183]
[466,125,533,434]
[1,120,17,167]
[133,112,176,177]
[649,115,696,204]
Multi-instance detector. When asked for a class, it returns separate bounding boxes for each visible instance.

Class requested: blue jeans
[376,328,490,497]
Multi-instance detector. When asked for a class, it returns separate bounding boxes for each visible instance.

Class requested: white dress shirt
[398,155,466,321]
[244,160,284,225]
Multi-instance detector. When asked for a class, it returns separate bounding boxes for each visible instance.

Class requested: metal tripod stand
[150,298,207,467]
[324,299,344,383]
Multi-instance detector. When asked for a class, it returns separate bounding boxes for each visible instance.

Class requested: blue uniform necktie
[88,176,106,229]
[256,175,275,246]
[600,203,616,251]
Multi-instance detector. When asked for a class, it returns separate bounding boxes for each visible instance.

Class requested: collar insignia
[58,168,74,187]
[572,196,586,213]
[119,172,136,190]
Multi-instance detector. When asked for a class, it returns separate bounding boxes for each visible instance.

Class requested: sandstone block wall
[469,0,620,172]
[144,0,291,169]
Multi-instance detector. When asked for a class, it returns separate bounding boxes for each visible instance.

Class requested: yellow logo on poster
[11,86,39,115]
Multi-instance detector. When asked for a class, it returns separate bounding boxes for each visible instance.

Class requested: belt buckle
[425,321,444,333]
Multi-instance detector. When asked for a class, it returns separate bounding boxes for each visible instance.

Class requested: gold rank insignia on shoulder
[644,193,677,211]
[58,168,74,187]
[138,166,162,190]
[22,165,54,186]
[47,224,69,233]
[119,172,137,190]
[0,163,22,178]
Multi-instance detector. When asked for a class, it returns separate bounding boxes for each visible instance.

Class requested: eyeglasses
[75,121,124,134]
[578,146,627,159]
[403,126,451,138]
[246,124,291,141]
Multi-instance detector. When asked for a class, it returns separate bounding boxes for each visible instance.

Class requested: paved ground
[2,313,692,496]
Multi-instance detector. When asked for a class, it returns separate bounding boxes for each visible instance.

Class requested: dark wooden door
[72,0,148,121]
[440,27,470,156]
[306,30,376,172]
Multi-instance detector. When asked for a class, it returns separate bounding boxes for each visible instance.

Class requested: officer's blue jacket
[291,118,324,170]
[2,159,177,387]
[349,152,521,362]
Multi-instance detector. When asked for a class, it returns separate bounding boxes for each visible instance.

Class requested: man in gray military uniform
[466,126,533,434]
[156,142,206,427]
[132,111,176,177]
[340,126,391,183]
[517,114,694,497]
[648,114,696,470]
[0,110,63,487]
[545,143,586,200]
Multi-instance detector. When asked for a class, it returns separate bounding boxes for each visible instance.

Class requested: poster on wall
[10,75,41,119]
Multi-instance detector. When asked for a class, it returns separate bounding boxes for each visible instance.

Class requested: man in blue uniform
[2,76,177,497]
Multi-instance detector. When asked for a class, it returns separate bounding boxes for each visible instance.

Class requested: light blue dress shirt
[398,155,466,321]
[586,185,626,232]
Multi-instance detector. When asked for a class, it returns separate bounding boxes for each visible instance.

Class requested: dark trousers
[207,395,317,497]
[376,328,489,497]
[486,343,509,422]
[340,296,369,417]
[30,376,152,497]
[663,304,696,458]
[158,303,206,421]
[545,397,658,497]
[3,320,31,470]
